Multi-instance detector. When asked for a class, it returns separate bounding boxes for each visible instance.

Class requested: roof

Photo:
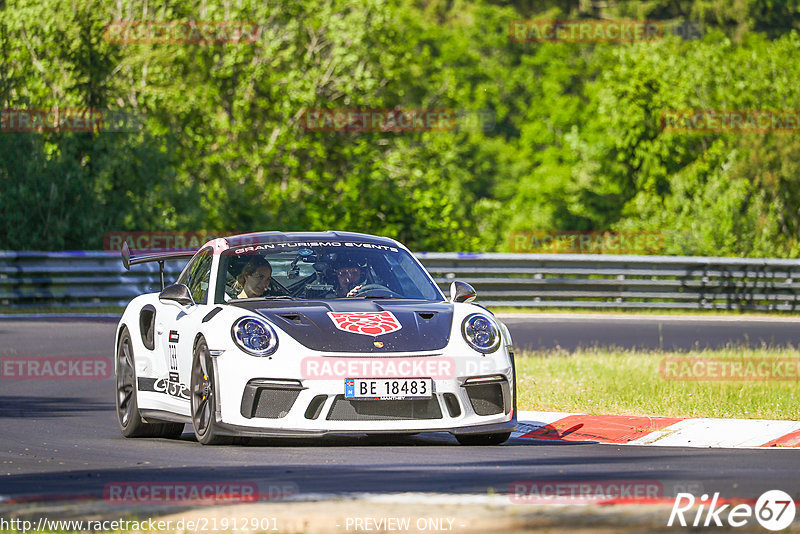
[223,231,402,250]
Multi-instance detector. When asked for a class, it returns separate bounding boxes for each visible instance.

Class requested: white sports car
[115,231,517,445]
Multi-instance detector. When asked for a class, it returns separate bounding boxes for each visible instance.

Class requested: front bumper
[214,419,518,438]
[212,352,516,437]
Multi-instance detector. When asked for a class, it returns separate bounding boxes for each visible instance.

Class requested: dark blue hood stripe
[229,300,453,353]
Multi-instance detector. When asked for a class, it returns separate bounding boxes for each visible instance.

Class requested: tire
[116,327,185,438]
[455,432,511,446]
[190,337,229,445]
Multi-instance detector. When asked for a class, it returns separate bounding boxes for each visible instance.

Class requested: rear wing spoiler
[121,241,197,290]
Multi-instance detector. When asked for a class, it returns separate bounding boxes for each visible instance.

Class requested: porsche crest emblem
[327,311,402,336]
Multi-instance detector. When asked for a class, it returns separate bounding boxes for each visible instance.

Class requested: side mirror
[449,280,477,303]
[159,283,195,309]
[121,241,131,270]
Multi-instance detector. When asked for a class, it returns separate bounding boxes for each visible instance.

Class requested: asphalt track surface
[1,317,799,508]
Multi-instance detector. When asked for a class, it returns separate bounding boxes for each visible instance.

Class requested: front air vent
[277,313,307,325]
[463,381,507,416]
[443,393,461,418]
[326,395,443,421]
[240,379,304,419]
[305,395,328,420]
[139,306,156,350]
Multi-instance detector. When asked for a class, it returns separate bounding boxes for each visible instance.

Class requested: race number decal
[154,330,189,399]
[327,311,402,336]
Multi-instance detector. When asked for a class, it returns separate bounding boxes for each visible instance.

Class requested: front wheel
[455,432,511,446]
[116,327,184,438]
[190,337,229,445]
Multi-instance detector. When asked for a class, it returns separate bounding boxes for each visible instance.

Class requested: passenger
[236,256,273,298]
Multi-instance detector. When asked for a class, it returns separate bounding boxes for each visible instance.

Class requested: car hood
[229,300,454,352]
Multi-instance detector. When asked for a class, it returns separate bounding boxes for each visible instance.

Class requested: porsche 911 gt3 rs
[115,231,517,445]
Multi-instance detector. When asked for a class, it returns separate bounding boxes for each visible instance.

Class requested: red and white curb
[515,411,800,448]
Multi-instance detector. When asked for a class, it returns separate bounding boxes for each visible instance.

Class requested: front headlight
[461,313,501,353]
[232,317,278,356]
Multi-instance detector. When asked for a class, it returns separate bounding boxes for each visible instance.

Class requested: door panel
[158,247,215,410]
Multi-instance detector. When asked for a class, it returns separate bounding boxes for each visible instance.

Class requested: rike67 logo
[327,311,402,336]
[668,490,796,530]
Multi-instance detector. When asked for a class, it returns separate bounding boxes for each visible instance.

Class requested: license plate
[345,378,433,400]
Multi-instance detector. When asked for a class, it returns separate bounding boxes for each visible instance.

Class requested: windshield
[215,241,443,303]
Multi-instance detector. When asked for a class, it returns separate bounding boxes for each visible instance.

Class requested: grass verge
[515,346,800,420]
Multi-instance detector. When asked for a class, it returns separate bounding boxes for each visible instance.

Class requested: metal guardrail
[0,251,185,309]
[2,251,800,311]
[419,253,800,311]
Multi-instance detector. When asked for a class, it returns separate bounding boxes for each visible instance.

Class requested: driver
[332,258,367,297]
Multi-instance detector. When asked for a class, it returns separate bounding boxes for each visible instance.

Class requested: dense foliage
[2,0,800,255]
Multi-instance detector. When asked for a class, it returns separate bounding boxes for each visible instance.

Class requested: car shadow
[0,396,113,418]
